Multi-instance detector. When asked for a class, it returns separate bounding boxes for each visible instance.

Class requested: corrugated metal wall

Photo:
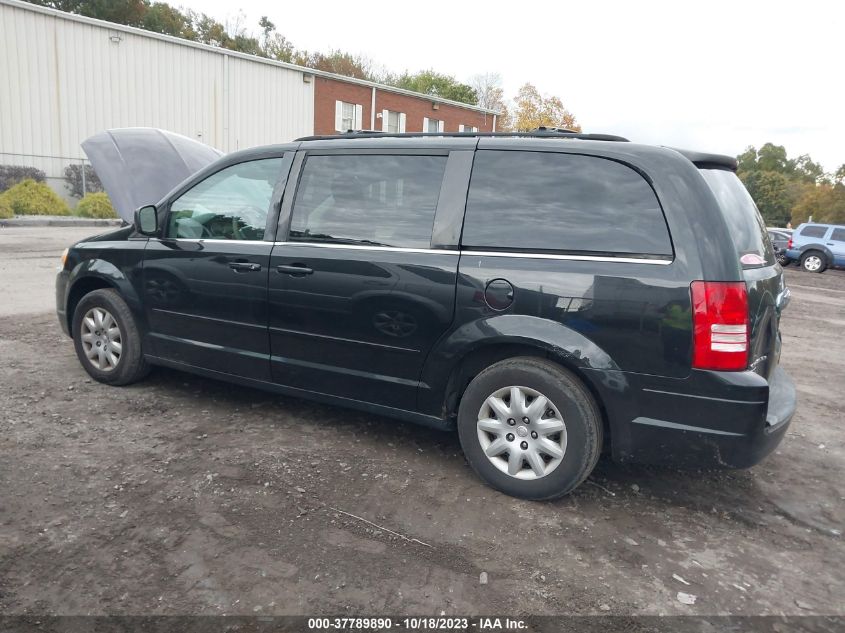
[0,0,314,199]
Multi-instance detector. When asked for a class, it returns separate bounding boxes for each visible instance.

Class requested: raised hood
[81,128,224,223]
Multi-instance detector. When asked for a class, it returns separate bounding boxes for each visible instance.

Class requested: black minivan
[57,128,796,499]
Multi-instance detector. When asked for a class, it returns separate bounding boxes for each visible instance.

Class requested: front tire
[457,357,603,500]
[72,288,149,385]
[801,251,826,273]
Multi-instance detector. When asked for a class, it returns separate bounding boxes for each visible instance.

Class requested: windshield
[700,169,775,268]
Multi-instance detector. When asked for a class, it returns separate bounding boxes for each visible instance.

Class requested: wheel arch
[799,244,834,264]
[65,260,143,334]
[429,336,615,451]
[65,276,117,333]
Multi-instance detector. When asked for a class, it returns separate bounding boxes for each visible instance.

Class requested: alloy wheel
[804,255,822,272]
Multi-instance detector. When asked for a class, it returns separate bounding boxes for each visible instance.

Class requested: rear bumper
[606,366,796,468]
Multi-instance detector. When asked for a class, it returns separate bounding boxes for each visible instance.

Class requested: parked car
[56,128,796,500]
[785,222,845,272]
[767,228,792,266]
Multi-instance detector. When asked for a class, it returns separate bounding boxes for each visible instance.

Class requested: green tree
[142,2,187,37]
[793,154,825,184]
[391,70,478,105]
[295,50,375,80]
[30,0,145,25]
[739,170,793,226]
[755,143,791,173]
[738,143,825,185]
[736,144,844,224]
[262,32,295,62]
[793,183,845,224]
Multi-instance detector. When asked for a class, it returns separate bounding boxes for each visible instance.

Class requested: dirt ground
[0,227,843,618]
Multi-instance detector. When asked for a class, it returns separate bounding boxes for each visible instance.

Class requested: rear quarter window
[801,225,830,239]
[461,150,672,256]
[700,169,775,268]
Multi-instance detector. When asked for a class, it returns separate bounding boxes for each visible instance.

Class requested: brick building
[314,75,498,135]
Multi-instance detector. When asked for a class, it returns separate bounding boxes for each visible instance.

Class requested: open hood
[81,128,224,223]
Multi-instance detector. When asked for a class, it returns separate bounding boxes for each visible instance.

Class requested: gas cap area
[484,278,515,311]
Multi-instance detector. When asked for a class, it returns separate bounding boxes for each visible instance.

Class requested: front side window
[167,158,282,240]
[289,154,447,249]
[462,150,672,256]
[800,224,829,238]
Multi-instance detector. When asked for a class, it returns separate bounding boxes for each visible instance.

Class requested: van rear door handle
[276,264,314,275]
[229,262,262,272]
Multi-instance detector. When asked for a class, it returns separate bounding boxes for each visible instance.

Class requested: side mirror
[135,205,158,236]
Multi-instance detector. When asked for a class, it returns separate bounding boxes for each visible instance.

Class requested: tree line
[736,144,845,227]
[25,0,580,132]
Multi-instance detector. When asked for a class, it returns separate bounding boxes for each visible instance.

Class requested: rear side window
[700,169,775,267]
[801,225,829,239]
[831,228,845,242]
[462,151,672,256]
[290,154,447,249]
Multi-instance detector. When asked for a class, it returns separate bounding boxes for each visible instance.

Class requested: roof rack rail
[295,130,630,142]
[533,126,579,133]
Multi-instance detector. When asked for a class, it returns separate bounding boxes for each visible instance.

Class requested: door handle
[229,262,262,272]
[276,264,314,276]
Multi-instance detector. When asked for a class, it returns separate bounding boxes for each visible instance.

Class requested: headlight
[60,247,69,270]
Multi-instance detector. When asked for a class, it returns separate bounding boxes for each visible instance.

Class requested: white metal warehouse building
[0,0,317,199]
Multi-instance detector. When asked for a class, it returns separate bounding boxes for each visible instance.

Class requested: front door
[268,151,459,409]
[143,157,286,381]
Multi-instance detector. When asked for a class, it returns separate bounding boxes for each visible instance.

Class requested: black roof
[293,129,737,171]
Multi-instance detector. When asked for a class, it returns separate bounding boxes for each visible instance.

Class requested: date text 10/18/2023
[307,617,528,630]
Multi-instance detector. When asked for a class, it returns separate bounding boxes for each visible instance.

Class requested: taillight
[787,237,793,249]
[690,281,749,371]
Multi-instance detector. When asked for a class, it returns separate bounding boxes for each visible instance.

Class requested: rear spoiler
[667,148,738,171]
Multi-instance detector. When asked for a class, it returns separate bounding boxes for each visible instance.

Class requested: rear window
[461,150,672,256]
[700,169,775,268]
[800,225,829,239]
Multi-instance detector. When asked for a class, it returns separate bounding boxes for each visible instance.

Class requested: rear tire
[456,357,603,500]
[800,250,826,273]
[72,288,150,385]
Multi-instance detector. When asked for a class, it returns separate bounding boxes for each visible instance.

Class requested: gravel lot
[0,227,843,617]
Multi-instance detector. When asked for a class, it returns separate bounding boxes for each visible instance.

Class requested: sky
[182,0,844,171]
